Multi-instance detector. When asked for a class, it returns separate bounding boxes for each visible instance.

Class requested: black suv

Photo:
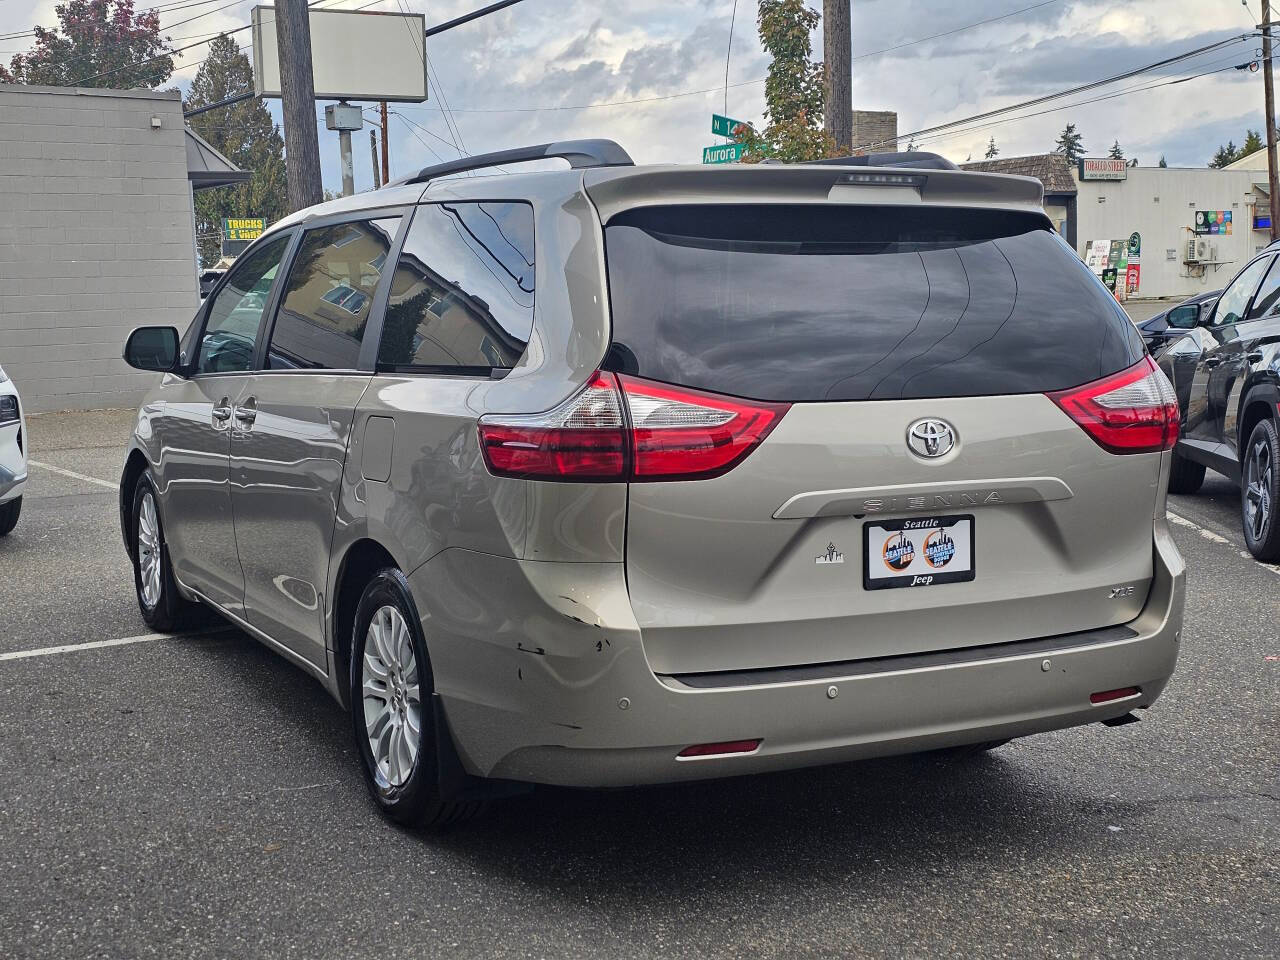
[1158,242,1280,559]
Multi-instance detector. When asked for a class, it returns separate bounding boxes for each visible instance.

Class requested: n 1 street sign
[702,143,746,164]
[711,113,749,138]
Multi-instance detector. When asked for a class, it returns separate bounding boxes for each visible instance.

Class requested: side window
[266,217,400,370]
[195,233,290,374]
[1247,260,1280,321]
[377,202,534,373]
[1212,256,1271,327]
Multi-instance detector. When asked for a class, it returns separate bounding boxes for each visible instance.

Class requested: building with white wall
[0,84,245,412]
[1072,164,1266,301]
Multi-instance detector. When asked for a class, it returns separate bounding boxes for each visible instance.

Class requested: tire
[1167,450,1206,495]
[349,568,484,828]
[130,476,195,631]
[1241,418,1280,561]
[0,496,20,536]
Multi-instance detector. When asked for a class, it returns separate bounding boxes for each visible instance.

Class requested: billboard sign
[221,217,265,258]
[1194,210,1233,235]
[1079,158,1128,181]
[252,7,428,102]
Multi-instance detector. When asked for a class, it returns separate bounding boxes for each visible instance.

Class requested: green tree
[1055,122,1084,163]
[734,0,834,163]
[185,34,288,267]
[1209,141,1240,168]
[1243,129,1265,155]
[984,136,999,159]
[1158,155,1167,168]
[0,0,173,88]
[1108,139,1124,160]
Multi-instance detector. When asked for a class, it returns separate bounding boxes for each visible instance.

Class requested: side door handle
[1203,357,1223,368]
[233,398,257,426]
[212,398,232,422]
[1246,350,1265,363]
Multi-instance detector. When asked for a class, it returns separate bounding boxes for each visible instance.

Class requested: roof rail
[403,139,633,185]
[809,151,958,171]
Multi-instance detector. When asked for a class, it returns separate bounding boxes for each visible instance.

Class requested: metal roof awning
[185,126,251,191]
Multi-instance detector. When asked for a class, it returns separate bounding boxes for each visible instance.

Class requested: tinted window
[1213,256,1271,327]
[1247,259,1280,321]
[377,202,534,372]
[196,233,290,374]
[604,205,1145,402]
[267,217,400,370]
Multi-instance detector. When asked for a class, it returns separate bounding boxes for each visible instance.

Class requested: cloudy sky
[1,0,1272,194]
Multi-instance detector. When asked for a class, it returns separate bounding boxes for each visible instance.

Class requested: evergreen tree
[984,137,999,159]
[1243,129,1265,155]
[1108,139,1124,160]
[1209,141,1241,168]
[1158,155,1168,168]
[0,0,173,88]
[1055,122,1084,163]
[734,0,834,163]
[184,35,288,268]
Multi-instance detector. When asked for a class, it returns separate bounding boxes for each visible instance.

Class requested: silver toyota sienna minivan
[121,141,1186,826]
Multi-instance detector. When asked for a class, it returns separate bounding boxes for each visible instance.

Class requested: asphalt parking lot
[1,410,1276,960]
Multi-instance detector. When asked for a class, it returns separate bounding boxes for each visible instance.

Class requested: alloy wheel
[361,604,422,787]
[137,491,162,610]
[1245,437,1273,542]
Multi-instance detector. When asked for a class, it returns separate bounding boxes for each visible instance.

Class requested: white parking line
[1166,510,1230,543]
[27,459,117,490]
[1168,510,1280,577]
[1,631,181,662]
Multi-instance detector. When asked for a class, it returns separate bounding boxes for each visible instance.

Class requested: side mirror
[123,326,180,373]
[1166,304,1200,330]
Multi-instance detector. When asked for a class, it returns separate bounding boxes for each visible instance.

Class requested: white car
[0,364,25,536]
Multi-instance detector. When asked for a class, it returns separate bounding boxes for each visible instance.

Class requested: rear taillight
[478,373,789,482]
[1048,357,1179,455]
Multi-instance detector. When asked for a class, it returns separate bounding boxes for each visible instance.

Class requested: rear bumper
[414,524,1184,788]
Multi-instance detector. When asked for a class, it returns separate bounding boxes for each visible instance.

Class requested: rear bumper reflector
[676,739,762,760]
[1089,686,1140,704]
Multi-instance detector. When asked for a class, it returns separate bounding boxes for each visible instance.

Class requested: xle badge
[816,543,844,564]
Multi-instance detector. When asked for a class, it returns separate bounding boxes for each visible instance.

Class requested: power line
[906,46,1267,152]
[853,33,1256,151]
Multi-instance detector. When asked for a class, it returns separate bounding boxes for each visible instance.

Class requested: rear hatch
[601,201,1166,677]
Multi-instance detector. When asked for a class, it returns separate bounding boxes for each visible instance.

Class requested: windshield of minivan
[603,205,1143,402]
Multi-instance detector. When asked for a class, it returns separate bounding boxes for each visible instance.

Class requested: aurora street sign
[702,143,746,164]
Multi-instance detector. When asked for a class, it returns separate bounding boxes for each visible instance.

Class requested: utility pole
[370,130,381,189]
[823,0,852,154]
[275,0,323,211]
[380,101,390,183]
[1264,0,1279,242]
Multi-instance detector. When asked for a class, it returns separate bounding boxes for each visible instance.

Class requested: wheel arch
[119,449,150,561]
[329,537,399,711]
[1237,382,1280,457]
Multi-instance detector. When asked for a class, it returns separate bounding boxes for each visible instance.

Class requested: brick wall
[0,85,199,412]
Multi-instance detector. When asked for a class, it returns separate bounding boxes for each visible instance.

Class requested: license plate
[863,515,975,590]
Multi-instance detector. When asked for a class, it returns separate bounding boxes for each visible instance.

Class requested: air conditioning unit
[1185,238,1201,263]
[1197,239,1214,262]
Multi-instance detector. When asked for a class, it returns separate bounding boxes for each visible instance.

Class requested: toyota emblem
[906,418,956,458]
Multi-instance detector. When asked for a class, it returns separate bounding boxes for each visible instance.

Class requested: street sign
[702,143,746,164]
[711,113,749,138]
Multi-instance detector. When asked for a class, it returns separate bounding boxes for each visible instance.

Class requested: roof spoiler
[400,139,634,185]
[807,151,958,171]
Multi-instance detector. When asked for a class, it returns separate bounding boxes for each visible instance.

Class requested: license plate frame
[862,514,976,590]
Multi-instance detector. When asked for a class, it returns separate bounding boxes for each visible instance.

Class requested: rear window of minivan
[602,205,1144,402]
